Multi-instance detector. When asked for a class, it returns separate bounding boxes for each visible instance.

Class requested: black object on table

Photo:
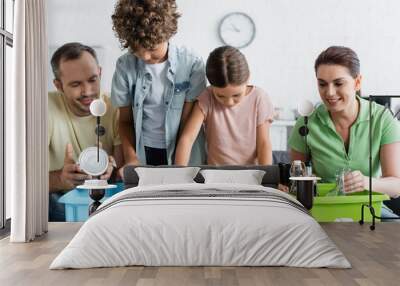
[384,197,400,216]
[88,189,105,215]
[278,162,291,186]
[295,180,314,210]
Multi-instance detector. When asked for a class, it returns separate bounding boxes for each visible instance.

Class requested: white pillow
[135,167,200,186]
[200,169,266,185]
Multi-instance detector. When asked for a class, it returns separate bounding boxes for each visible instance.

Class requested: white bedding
[50,183,351,269]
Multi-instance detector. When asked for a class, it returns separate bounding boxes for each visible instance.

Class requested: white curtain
[7,0,48,242]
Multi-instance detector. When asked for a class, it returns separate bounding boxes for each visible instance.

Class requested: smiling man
[48,42,123,221]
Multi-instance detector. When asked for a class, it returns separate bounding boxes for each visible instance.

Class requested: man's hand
[100,156,117,180]
[344,170,367,193]
[94,142,116,181]
[60,143,91,189]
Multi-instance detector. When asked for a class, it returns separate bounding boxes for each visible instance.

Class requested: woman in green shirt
[289,46,400,199]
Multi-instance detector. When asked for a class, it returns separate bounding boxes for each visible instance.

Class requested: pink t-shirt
[197,86,274,165]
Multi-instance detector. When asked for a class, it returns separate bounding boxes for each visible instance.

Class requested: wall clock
[218,12,256,49]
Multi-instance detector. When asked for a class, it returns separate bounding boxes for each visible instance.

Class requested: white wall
[48,0,400,109]
[47,0,120,93]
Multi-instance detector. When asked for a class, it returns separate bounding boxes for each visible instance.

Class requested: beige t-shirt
[197,86,273,165]
[48,91,121,172]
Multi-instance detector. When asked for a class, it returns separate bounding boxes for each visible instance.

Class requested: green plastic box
[311,183,389,222]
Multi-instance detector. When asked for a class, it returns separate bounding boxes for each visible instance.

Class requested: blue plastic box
[58,182,124,222]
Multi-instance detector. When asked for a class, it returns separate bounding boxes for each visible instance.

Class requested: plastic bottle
[305,161,313,177]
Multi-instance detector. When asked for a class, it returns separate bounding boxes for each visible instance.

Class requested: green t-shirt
[288,97,400,182]
[48,92,121,172]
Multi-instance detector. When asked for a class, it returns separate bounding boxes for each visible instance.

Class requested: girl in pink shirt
[175,46,274,165]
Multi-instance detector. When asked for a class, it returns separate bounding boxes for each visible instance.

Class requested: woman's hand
[344,170,368,193]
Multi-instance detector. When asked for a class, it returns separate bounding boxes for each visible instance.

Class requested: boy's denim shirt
[111,44,207,165]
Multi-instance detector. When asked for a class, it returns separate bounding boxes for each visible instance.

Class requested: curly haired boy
[111,0,206,169]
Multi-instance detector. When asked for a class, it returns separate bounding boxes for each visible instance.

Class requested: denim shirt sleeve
[111,56,132,107]
[185,56,206,102]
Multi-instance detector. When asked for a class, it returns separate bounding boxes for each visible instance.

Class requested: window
[1,0,14,232]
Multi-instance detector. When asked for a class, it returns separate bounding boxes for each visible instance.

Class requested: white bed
[50,183,350,269]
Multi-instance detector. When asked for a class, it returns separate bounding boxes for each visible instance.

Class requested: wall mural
[46,0,400,225]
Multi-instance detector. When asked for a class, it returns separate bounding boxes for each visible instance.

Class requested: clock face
[219,12,256,49]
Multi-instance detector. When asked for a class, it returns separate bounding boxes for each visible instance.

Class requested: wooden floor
[0,222,399,286]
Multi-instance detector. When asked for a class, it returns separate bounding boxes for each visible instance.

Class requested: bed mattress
[50,183,350,269]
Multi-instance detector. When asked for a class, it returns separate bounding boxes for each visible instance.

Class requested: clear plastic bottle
[305,161,313,177]
[336,167,351,196]
[326,168,350,196]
